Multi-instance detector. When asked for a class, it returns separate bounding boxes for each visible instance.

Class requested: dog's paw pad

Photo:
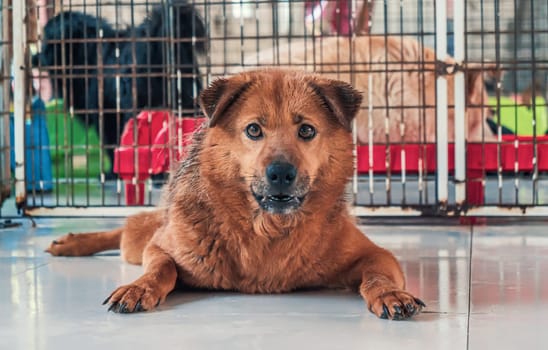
[370,290,425,320]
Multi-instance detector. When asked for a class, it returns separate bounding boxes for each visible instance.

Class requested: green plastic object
[45,99,111,178]
[489,96,548,136]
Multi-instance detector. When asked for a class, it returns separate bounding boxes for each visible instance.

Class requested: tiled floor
[1,218,547,349]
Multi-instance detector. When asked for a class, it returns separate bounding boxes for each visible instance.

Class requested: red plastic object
[150,118,205,174]
[113,111,205,205]
[356,135,548,206]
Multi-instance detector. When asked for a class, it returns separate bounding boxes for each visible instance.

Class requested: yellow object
[490,96,548,136]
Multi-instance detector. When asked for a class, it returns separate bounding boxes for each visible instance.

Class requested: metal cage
[3,0,548,218]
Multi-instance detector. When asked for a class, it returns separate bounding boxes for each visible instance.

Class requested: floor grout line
[12,262,50,276]
[466,224,474,350]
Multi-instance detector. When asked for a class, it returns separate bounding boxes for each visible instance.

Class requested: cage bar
[453,0,466,206]
[12,0,27,209]
[435,0,449,209]
[0,0,11,204]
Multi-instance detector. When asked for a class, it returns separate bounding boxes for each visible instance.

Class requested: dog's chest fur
[166,219,332,294]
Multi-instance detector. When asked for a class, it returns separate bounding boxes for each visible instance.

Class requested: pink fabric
[305,1,352,35]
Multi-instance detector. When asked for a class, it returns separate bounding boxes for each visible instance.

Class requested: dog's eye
[298,124,316,141]
[245,123,263,140]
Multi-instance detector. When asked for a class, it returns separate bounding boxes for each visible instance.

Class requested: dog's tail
[144,0,206,54]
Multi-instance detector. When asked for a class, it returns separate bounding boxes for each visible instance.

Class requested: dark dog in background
[33,0,205,173]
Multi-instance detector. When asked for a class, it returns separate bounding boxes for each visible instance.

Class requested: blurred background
[1,0,547,218]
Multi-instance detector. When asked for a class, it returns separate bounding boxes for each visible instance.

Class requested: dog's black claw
[414,298,426,308]
[393,305,402,314]
[118,302,129,313]
[155,298,161,307]
[107,302,119,313]
[392,305,405,320]
[380,304,390,319]
[393,313,405,320]
[102,295,112,305]
[134,300,143,312]
[406,303,416,315]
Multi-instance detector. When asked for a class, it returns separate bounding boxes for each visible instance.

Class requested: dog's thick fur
[46,69,424,320]
[33,0,205,167]
[236,35,498,143]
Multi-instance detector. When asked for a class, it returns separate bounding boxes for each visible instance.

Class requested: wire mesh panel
[223,0,548,214]
[18,0,205,211]
[464,0,548,211]
[8,0,548,216]
[0,0,12,209]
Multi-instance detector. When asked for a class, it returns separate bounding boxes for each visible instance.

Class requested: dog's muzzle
[252,161,306,214]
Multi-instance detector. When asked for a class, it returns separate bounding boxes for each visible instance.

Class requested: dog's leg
[45,210,164,263]
[337,224,425,320]
[102,243,178,313]
[45,228,122,257]
[356,240,425,320]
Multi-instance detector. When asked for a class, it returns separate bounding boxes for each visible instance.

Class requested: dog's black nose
[266,162,297,191]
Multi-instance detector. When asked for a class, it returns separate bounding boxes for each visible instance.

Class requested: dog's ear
[462,62,503,104]
[463,62,503,81]
[199,77,252,127]
[307,78,363,132]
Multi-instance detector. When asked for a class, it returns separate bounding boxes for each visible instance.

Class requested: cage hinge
[435,61,463,76]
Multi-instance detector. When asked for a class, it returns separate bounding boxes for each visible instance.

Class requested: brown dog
[46,69,424,320]
[236,35,498,143]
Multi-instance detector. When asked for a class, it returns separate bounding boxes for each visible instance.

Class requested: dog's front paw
[103,284,164,313]
[368,290,425,320]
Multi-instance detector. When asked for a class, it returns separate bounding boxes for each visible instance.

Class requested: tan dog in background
[238,36,498,143]
[46,69,424,320]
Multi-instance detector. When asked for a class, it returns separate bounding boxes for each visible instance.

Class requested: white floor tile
[1,219,545,349]
[468,225,548,350]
